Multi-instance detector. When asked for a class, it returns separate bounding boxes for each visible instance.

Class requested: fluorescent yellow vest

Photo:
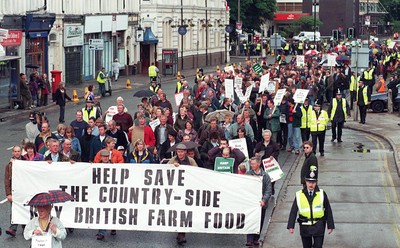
[296,190,325,225]
[310,110,329,132]
[82,107,98,122]
[301,105,313,128]
[330,98,347,121]
[96,71,106,84]
[148,65,157,77]
[356,86,369,105]
[350,75,357,92]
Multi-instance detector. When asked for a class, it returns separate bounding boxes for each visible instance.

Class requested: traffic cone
[216,65,220,72]
[84,87,88,97]
[126,79,132,89]
[177,71,181,79]
[72,90,79,102]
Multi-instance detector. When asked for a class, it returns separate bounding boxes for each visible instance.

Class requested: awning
[142,27,158,44]
[0,56,21,62]
[28,31,48,38]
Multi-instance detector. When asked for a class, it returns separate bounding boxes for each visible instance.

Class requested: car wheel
[371,101,385,113]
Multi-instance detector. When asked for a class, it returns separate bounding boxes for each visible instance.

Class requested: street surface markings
[367,134,400,247]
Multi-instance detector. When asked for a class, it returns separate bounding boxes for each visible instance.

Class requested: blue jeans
[98,83,105,97]
[288,124,301,151]
[59,105,65,122]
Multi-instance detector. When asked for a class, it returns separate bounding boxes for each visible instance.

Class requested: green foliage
[229,0,277,33]
[380,0,400,23]
[393,20,400,33]
[283,16,323,38]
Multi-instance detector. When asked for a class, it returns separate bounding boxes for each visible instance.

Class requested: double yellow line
[367,135,400,246]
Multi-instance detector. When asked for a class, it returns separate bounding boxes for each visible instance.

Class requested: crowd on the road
[4,32,400,247]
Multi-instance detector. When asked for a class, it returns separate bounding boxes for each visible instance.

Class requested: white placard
[31,234,52,248]
[224,66,234,73]
[149,118,160,131]
[273,89,286,106]
[105,106,118,123]
[266,81,277,94]
[229,138,249,159]
[259,74,270,93]
[224,79,235,99]
[12,161,261,234]
[292,89,309,104]
[296,55,305,67]
[174,93,184,107]
[234,77,243,89]
[244,84,254,99]
[262,157,284,182]
[327,54,337,67]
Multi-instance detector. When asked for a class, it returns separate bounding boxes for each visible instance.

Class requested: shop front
[64,24,84,85]
[0,56,20,109]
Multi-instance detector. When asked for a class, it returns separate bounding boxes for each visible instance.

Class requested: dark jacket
[5,157,26,196]
[79,132,94,162]
[127,149,154,163]
[300,152,318,185]
[246,169,272,207]
[154,124,174,148]
[159,140,176,160]
[106,129,128,150]
[287,186,335,236]
[89,135,108,162]
[54,88,71,106]
[254,140,280,161]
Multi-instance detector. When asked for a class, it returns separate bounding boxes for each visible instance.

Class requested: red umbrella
[305,50,319,56]
[24,190,74,206]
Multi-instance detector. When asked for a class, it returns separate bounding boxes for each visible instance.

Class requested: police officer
[310,100,329,156]
[328,89,349,143]
[96,67,106,97]
[287,167,335,248]
[148,62,159,83]
[300,98,312,142]
[356,80,371,124]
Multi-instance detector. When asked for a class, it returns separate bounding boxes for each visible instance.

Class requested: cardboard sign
[174,93,184,107]
[214,157,234,173]
[252,63,263,75]
[31,234,52,248]
[327,54,337,67]
[273,89,286,106]
[224,79,235,99]
[224,66,234,73]
[266,81,277,94]
[149,118,160,131]
[259,73,270,93]
[296,55,305,67]
[262,157,284,182]
[234,77,243,89]
[244,84,254,99]
[229,138,249,159]
[292,89,309,104]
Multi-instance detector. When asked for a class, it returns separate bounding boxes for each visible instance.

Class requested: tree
[229,0,277,34]
[283,16,323,38]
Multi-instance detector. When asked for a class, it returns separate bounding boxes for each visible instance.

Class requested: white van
[293,31,321,42]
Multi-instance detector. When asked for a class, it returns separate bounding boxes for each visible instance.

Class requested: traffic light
[332,29,339,40]
[347,28,355,39]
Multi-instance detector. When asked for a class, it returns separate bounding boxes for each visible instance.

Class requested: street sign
[89,39,104,50]
[178,26,187,36]
[0,28,8,38]
[225,25,234,33]
[270,33,282,49]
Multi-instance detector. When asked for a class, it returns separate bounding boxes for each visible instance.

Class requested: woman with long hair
[127,139,154,164]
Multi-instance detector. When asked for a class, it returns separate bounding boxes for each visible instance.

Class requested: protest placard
[224,79,234,99]
[229,138,249,159]
[296,55,305,67]
[174,92,184,107]
[12,161,262,234]
[262,157,285,182]
[149,118,160,131]
[292,89,309,104]
[259,73,270,93]
[234,77,243,89]
[214,157,234,173]
[273,89,286,106]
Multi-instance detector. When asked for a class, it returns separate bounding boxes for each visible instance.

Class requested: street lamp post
[236,0,240,56]
[313,0,316,44]
[181,0,184,70]
[205,0,208,66]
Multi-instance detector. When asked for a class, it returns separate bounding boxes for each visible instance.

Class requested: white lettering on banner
[12,161,261,234]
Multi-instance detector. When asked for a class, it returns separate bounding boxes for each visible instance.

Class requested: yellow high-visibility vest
[96,71,106,84]
[350,75,358,92]
[356,86,369,105]
[310,110,329,132]
[300,105,313,128]
[82,107,98,122]
[298,42,303,50]
[148,65,157,77]
[296,189,325,225]
[330,98,347,121]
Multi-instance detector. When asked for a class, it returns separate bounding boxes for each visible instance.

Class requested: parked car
[369,91,400,113]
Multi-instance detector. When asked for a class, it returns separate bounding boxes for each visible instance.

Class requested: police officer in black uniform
[287,167,335,248]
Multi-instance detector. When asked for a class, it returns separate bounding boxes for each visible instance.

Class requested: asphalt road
[0,71,297,248]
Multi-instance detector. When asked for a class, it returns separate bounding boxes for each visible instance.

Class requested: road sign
[178,26,187,36]
[89,39,104,50]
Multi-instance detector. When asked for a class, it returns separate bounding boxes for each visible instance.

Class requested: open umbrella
[133,89,157,98]
[24,190,74,206]
[304,50,319,56]
[205,109,235,122]
[336,55,350,63]
[167,141,200,153]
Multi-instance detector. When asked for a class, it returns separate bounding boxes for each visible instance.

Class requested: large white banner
[12,161,262,234]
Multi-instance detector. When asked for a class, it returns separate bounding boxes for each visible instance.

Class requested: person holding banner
[24,204,67,248]
[168,143,198,244]
[245,156,272,247]
[208,138,245,174]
